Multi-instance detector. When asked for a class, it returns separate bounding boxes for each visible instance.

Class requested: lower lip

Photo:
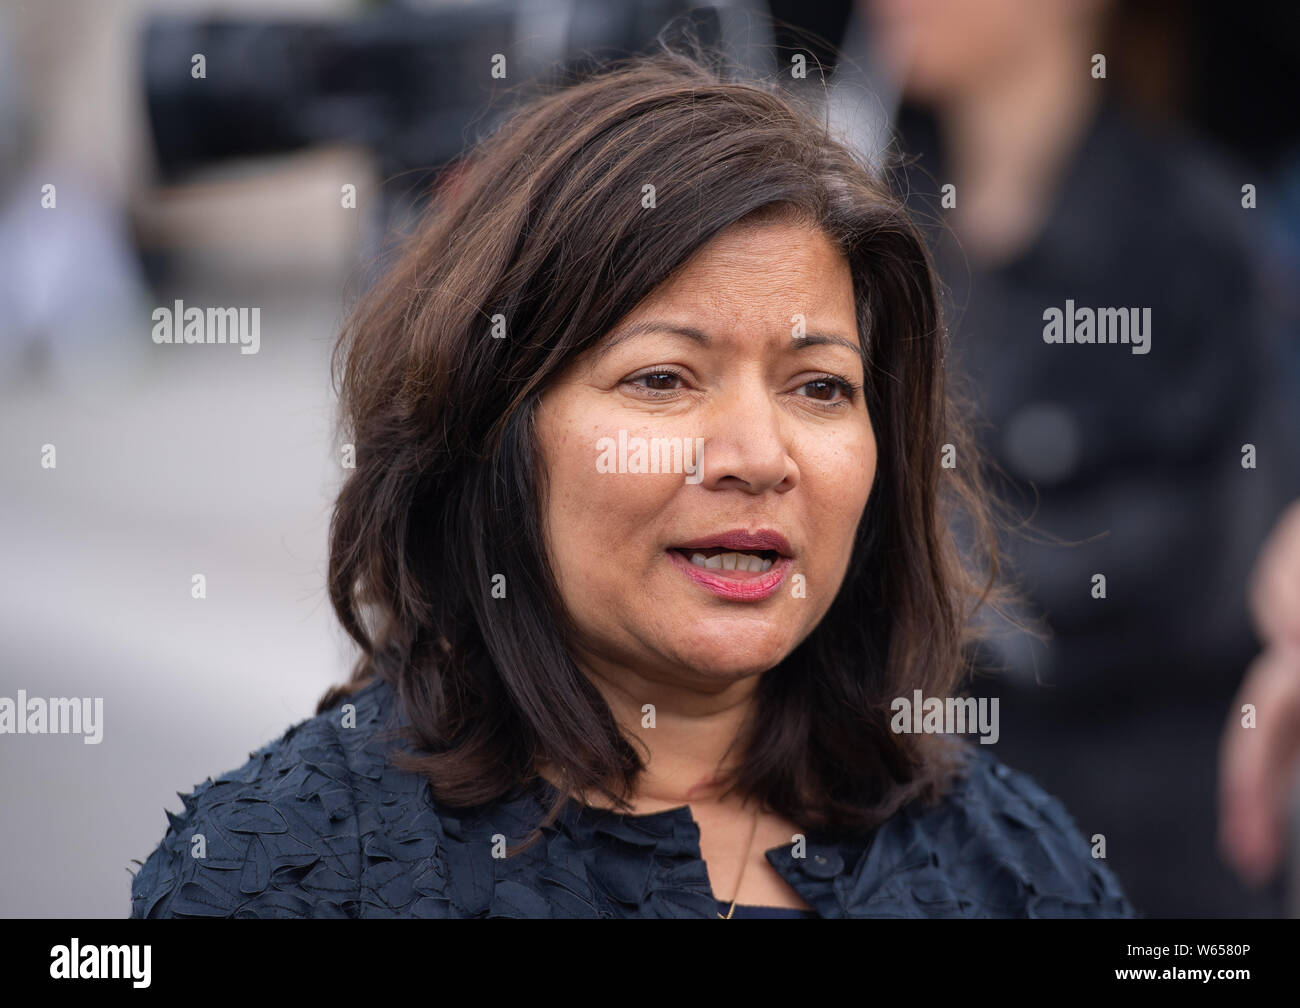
[666,549,794,601]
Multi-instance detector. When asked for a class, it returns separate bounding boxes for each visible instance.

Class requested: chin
[671,638,795,680]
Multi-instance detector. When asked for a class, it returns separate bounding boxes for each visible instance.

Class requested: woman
[129,44,1134,918]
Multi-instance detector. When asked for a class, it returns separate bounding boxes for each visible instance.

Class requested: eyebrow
[593,320,864,360]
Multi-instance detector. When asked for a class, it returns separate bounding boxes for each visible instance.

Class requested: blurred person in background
[1222,498,1300,893]
[0,0,153,392]
[859,0,1300,915]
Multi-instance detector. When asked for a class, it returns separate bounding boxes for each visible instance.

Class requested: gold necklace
[718,806,761,919]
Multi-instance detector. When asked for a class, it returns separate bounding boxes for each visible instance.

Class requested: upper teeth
[689,552,773,572]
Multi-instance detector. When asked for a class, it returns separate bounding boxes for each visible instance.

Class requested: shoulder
[852,744,1135,918]
[129,677,401,918]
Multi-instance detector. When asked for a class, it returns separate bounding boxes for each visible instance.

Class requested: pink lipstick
[665,529,794,601]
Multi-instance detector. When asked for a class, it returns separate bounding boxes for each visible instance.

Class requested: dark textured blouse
[129,677,1135,918]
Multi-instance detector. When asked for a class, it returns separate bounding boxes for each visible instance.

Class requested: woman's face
[535,220,876,691]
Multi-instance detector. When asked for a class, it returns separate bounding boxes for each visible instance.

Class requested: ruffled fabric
[825,751,1133,918]
[128,677,1135,918]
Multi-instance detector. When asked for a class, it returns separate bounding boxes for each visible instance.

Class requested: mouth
[668,546,781,573]
[669,529,793,560]
[664,530,795,601]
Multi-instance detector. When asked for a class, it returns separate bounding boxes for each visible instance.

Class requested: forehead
[631,221,856,320]
[590,222,863,364]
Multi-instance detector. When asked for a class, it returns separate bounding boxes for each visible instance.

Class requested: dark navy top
[129,676,1135,918]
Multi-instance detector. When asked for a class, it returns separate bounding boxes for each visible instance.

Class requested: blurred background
[1,0,1296,918]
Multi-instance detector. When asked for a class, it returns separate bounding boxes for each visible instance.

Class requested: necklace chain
[717,805,762,919]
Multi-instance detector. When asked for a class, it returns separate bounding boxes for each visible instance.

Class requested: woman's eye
[624,370,688,397]
[639,372,684,391]
[799,376,858,405]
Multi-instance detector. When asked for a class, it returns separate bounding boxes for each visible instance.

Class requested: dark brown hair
[319,39,1020,843]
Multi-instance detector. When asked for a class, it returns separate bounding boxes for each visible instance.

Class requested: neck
[934,31,1100,266]
[543,656,761,812]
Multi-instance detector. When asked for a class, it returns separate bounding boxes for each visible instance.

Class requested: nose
[693,377,796,494]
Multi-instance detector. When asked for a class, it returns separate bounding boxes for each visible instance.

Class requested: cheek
[543,417,676,582]
[802,425,878,553]
[809,419,876,491]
